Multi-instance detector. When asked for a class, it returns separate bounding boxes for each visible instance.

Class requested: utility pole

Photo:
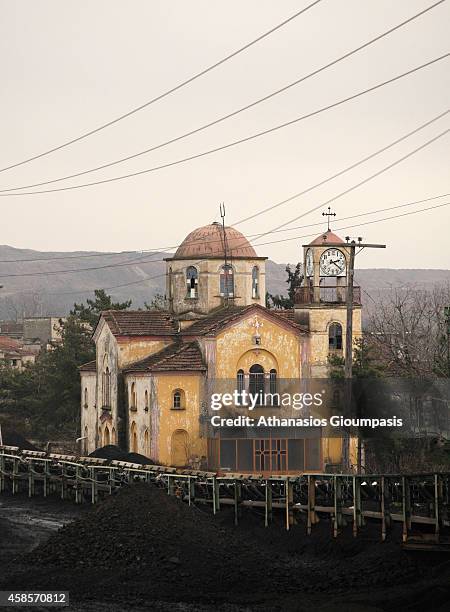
[333,237,386,473]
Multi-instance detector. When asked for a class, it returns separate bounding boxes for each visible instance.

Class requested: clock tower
[295,228,362,377]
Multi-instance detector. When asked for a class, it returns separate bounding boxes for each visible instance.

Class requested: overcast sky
[1,0,449,268]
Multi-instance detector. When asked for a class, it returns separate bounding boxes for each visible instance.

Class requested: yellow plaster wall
[118,339,172,368]
[155,373,207,466]
[215,313,301,378]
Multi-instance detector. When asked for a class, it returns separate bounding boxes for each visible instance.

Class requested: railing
[1,446,449,543]
[295,285,361,306]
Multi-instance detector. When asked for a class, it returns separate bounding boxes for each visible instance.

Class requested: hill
[0,245,449,320]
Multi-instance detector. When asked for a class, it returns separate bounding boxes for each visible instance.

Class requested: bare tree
[368,283,450,378]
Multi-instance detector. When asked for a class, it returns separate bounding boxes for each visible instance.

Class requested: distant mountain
[0,245,449,321]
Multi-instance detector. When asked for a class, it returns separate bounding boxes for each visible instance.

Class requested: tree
[267,263,303,309]
[0,316,95,439]
[71,289,132,328]
[369,283,450,378]
[328,335,384,379]
[144,293,167,310]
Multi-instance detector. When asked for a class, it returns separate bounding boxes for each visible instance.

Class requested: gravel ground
[0,485,449,611]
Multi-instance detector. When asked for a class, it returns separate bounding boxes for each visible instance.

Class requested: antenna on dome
[220,202,231,304]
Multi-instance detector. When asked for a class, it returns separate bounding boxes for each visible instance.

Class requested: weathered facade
[80,223,361,472]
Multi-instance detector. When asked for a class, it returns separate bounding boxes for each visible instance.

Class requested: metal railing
[295,285,361,305]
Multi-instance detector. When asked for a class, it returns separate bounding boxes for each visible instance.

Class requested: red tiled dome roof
[173,223,257,259]
[309,230,344,246]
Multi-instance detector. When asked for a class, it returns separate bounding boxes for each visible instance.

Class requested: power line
[26,199,450,298]
[2,190,448,281]
[1,190,448,267]
[0,1,323,175]
[232,109,449,226]
[1,53,448,197]
[1,108,446,266]
[2,0,445,193]
[250,128,450,246]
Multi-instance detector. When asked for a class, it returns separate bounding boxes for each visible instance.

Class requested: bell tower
[294,228,362,377]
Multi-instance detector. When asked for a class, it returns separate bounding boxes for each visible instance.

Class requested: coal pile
[0,428,40,451]
[88,445,126,460]
[88,445,159,465]
[22,484,281,603]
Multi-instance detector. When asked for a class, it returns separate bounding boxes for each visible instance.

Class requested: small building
[23,316,65,347]
[0,336,39,369]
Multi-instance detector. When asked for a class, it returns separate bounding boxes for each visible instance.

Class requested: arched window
[84,387,88,408]
[102,364,111,408]
[130,382,137,410]
[252,266,259,299]
[249,364,265,404]
[269,369,278,405]
[168,266,173,300]
[130,421,138,453]
[144,429,150,457]
[237,369,244,404]
[172,389,185,410]
[84,426,89,454]
[144,389,149,411]
[112,427,116,445]
[104,425,110,446]
[329,323,343,350]
[186,266,198,298]
[220,264,234,298]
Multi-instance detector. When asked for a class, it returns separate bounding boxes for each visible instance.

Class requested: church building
[80,222,361,473]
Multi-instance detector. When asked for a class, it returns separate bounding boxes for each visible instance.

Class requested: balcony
[295,285,361,306]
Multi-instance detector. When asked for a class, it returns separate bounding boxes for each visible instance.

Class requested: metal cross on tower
[322,206,336,231]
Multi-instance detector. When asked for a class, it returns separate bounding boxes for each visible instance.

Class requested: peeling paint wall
[117,338,172,368]
[155,373,206,466]
[80,372,97,454]
[214,313,302,379]
[167,258,266,316]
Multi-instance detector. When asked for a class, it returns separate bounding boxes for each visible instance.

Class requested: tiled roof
[101,310,177,337]
[79,360,97,372]
[270,309,307,332]
[182,304,306,336]
[124,342,206,373]
[308,230,345,246]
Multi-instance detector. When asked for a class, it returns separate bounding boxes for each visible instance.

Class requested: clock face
[305,249,314,277]
[320,248,346,277]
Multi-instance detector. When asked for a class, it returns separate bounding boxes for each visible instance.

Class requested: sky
[1,0,449,268]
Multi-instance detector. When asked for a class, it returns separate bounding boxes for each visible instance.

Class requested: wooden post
[265,479,272,527]
[234,480,241,526]
[0,455,4,493]
[434,473,441,541]
[352,475,362,537]
[307,475,316,535]
[285,479,294,530]
[381,476,391,541]
[402,476,411,543]
[333,475,342,538]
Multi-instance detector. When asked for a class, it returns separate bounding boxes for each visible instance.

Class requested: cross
[250,315,263,335]
[322,206,336,231]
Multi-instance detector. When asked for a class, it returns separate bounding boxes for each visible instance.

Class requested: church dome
[309,229,344,246]
[173,222,257,259]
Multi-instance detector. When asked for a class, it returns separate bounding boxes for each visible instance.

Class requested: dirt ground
[0,485,449,612]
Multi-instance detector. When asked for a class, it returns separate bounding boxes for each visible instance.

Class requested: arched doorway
[171,429,189,466]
